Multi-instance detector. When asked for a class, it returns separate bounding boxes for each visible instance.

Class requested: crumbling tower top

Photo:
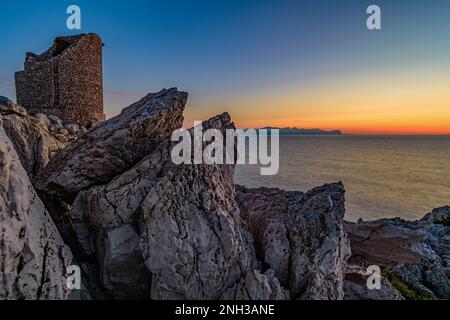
[15,33,105,127]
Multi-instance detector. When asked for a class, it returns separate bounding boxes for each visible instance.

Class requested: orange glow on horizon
[183,66,450,135]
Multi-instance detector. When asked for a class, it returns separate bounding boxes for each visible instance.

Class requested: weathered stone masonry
[15,33,105,126]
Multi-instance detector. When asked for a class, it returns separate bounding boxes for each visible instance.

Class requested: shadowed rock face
[235,183,351,300]
[345,219,425,267]
[0,115,76,300]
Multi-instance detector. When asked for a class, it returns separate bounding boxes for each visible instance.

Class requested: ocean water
[234,135,450,222]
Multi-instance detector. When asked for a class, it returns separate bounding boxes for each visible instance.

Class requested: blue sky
[1,0,450,133]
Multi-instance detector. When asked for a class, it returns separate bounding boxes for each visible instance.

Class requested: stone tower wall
[15,34,105,126]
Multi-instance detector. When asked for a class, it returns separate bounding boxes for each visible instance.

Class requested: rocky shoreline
[0,90,449,300]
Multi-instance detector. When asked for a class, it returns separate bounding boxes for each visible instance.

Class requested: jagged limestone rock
[0,109,66,178]
[0,115,76,300]
[68,113,288,299]
[35,88,187,201]
[235,183,351,300]
[140,114,288,300]
[33,89,187,264]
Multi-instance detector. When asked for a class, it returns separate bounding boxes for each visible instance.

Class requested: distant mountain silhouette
[260,127,342,135]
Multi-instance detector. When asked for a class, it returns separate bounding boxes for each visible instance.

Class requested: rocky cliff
[1,90,449,300]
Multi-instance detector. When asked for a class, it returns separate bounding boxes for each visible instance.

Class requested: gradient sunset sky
[1,0,450,134]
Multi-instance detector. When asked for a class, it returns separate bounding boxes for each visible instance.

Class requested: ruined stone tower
[15,33,105,126]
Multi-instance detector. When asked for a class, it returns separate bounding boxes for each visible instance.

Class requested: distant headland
[260,127,342,135]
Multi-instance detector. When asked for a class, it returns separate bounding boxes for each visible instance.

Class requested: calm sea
[235,135,450,221]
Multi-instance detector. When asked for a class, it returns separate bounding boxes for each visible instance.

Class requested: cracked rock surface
[0,114,76,300]
[35,88,187,201]
[235,183,351,300]
[33,89,188,265]
[0,100,68,179]
[69,113,288,299]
